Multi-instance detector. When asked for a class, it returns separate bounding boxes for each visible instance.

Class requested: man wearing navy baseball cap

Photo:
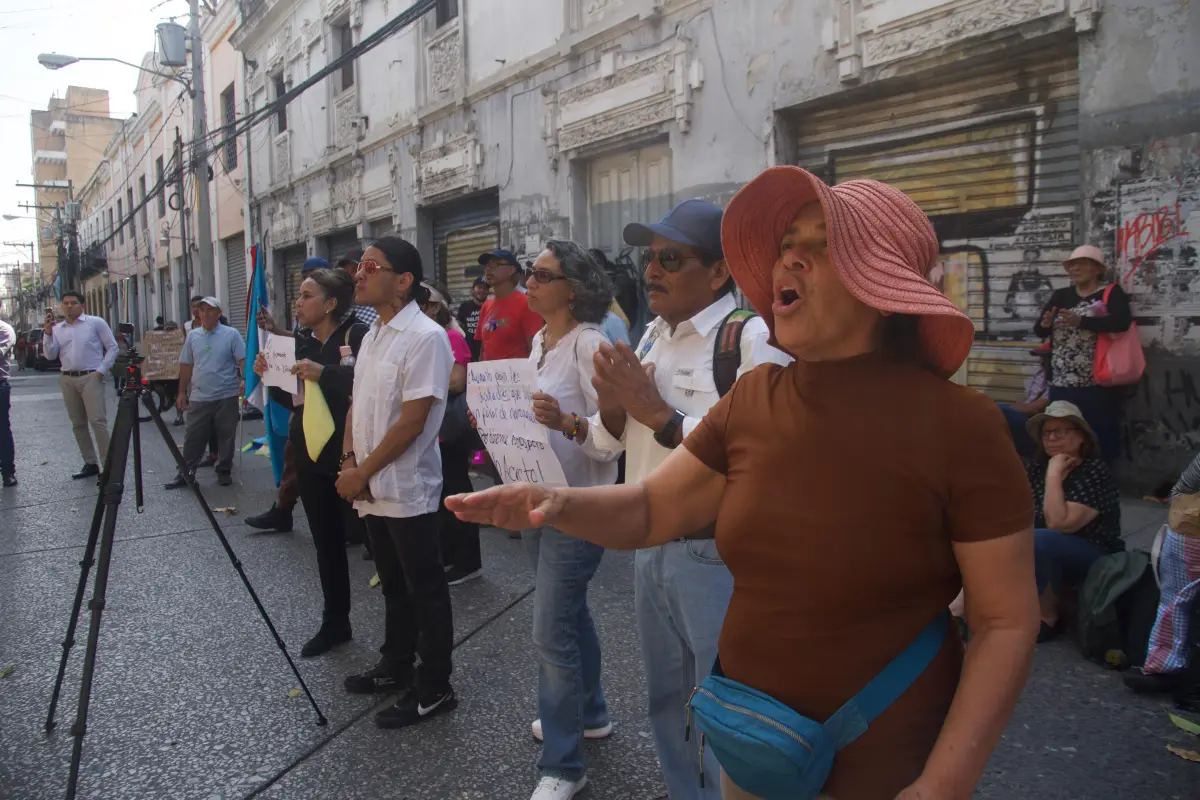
[474,248,542,361]
[576,198,790,799]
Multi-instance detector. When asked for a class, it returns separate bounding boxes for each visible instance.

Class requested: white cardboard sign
[466,359,568,488]
[260,332,299,394]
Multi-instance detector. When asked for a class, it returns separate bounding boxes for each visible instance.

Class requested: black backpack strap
[712,309,756,398]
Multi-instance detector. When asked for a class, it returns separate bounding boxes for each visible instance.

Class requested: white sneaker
[530,775,588,800]
[531,718,613,742]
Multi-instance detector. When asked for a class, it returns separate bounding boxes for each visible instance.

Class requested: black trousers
[296,465,351,622]
[364,513,454,691]
[439,441,480,572]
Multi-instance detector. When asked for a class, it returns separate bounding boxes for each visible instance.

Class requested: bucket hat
[1026,400,1100,457]
[721,166,975,378]
[1064,244,1106,268]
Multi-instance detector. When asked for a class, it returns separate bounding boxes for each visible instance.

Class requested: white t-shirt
[351,300,454,519]
[530,323,618,490]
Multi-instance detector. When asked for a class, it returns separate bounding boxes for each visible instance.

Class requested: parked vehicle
[23,329,60,372]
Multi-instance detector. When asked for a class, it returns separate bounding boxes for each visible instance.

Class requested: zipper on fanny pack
[689,686,814,752]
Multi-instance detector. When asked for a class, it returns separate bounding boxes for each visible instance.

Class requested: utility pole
[174,128,192,323]
[189,0,215,297]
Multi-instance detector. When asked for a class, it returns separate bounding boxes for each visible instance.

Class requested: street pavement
[0,370,1196,800]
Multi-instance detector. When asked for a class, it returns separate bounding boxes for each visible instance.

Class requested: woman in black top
[1033,245,1132,460]
[255,268,369,657]
[1025,400,1123,643]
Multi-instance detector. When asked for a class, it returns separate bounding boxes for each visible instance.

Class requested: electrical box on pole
[156,22,188,68]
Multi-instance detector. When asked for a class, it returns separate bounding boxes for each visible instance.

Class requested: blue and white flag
[243,245,291,485]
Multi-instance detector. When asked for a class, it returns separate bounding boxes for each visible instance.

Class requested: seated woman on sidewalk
[450,169,1039,800]
[1026,400,1123,644]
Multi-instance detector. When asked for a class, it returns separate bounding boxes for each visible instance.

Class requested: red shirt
[475,291,543,361]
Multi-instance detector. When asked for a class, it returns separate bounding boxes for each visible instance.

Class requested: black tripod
[43,346,327,800]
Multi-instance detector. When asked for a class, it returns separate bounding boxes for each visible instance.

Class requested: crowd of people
[7,163,1199,800]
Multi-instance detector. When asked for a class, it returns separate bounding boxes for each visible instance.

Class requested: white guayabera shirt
[351,300,453,519]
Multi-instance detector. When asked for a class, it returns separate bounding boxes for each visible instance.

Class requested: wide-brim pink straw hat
[721,166,975,379]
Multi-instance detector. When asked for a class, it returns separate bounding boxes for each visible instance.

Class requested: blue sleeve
[231,328,246,361]
[178,333,194,365]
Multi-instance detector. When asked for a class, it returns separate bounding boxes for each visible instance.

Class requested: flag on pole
[244,245,291,485]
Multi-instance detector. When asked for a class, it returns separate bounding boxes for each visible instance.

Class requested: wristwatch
[653,410,685,449]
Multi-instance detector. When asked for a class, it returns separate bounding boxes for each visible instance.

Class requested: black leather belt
[62,370,92,377]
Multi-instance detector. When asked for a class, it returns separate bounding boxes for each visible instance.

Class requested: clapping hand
[592,341,669,429]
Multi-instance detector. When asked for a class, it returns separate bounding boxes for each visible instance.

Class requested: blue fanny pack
[687,612,949,800]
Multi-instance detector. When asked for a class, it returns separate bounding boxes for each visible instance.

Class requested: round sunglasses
[639,247,704,273]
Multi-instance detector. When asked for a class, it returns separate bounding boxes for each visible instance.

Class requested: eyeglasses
[358,259,383,276]
[639,247,704,273]
[1041,426,1076,440]
[524,266,568,284]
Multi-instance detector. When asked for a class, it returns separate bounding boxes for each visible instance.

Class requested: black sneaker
[301,620,352,657]
[217,473,233,487]
[1124,667,1181,694]
[374,685,457,729]
[2,474,16,488]
[245,503,294,533]
[343,662,411,695]
[445,565,482,586]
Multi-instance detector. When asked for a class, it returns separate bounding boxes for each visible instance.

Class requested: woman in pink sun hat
[447,167,1039,800]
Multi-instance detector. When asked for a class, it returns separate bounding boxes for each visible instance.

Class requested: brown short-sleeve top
[683,352,1033,800]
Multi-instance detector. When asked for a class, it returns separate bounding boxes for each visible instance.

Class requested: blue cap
[478,249,518,266]
[623,199,724,260]
[302,257,332,272]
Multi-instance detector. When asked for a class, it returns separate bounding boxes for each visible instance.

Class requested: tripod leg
[140,394,327,725]
[64,388,139,800]
[45,398,127,734]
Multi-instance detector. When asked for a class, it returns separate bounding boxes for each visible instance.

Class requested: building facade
[28,87,123,295]
[228,0,1197,489]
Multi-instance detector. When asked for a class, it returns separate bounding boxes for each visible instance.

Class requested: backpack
[1077,550,1158,669]
[638,308,758,398]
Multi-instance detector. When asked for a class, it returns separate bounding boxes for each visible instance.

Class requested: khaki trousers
[720,770,836,800]
[59,373,109,467]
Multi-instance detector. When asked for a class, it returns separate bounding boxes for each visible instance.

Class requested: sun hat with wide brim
[1026,400,1100,456]
[721,166,975,378]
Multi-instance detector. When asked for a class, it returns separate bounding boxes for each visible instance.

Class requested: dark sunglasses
[524,266,568,284]
[639,247,704,273]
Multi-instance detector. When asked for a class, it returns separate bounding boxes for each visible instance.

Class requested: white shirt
[583,294,791,484]
[42,314,119,374]
[351,300,453,519]
[530,323,619,489]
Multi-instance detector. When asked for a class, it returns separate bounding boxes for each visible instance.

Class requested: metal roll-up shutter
[278,245,308,324]
[793,38,1079,399]
[224,234,247,333]
[326,228,360,266]
[433,191,499,306]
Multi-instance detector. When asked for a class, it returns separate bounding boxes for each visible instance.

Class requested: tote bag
[1093,285,1145,386]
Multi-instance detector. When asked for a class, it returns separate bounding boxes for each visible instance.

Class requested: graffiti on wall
[1122,358,1200,482]
[1111,174,1200,318]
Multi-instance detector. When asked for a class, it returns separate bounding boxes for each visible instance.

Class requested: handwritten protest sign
[260,333,298,394]
[466,359,568,488]
[139,329,186,380]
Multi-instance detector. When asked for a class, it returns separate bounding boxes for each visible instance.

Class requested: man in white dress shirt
[334,236,457,731]
[577,200,791,799]
[42,290,119,480]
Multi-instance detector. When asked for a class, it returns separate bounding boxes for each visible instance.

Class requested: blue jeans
[998,402,1036,457]
[0,381,13,477]
[523,527,608,782]
[1034,528,1107,594]
[635,540,733,800]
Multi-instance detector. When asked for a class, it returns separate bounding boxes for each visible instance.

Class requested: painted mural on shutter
[793,41,1080,401]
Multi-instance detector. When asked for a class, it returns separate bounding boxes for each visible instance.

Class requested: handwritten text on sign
[261,333,299,394]
[466,360,567,488]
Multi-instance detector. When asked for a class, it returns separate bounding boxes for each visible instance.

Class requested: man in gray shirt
[0,317,16,486]
[166,297,245,489]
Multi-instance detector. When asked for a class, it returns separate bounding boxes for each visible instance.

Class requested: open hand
[445,483,565,530]
[532,392,568,433]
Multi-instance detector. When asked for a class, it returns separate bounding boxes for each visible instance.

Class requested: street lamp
[37,53,191,89]
[2,215,30,222]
